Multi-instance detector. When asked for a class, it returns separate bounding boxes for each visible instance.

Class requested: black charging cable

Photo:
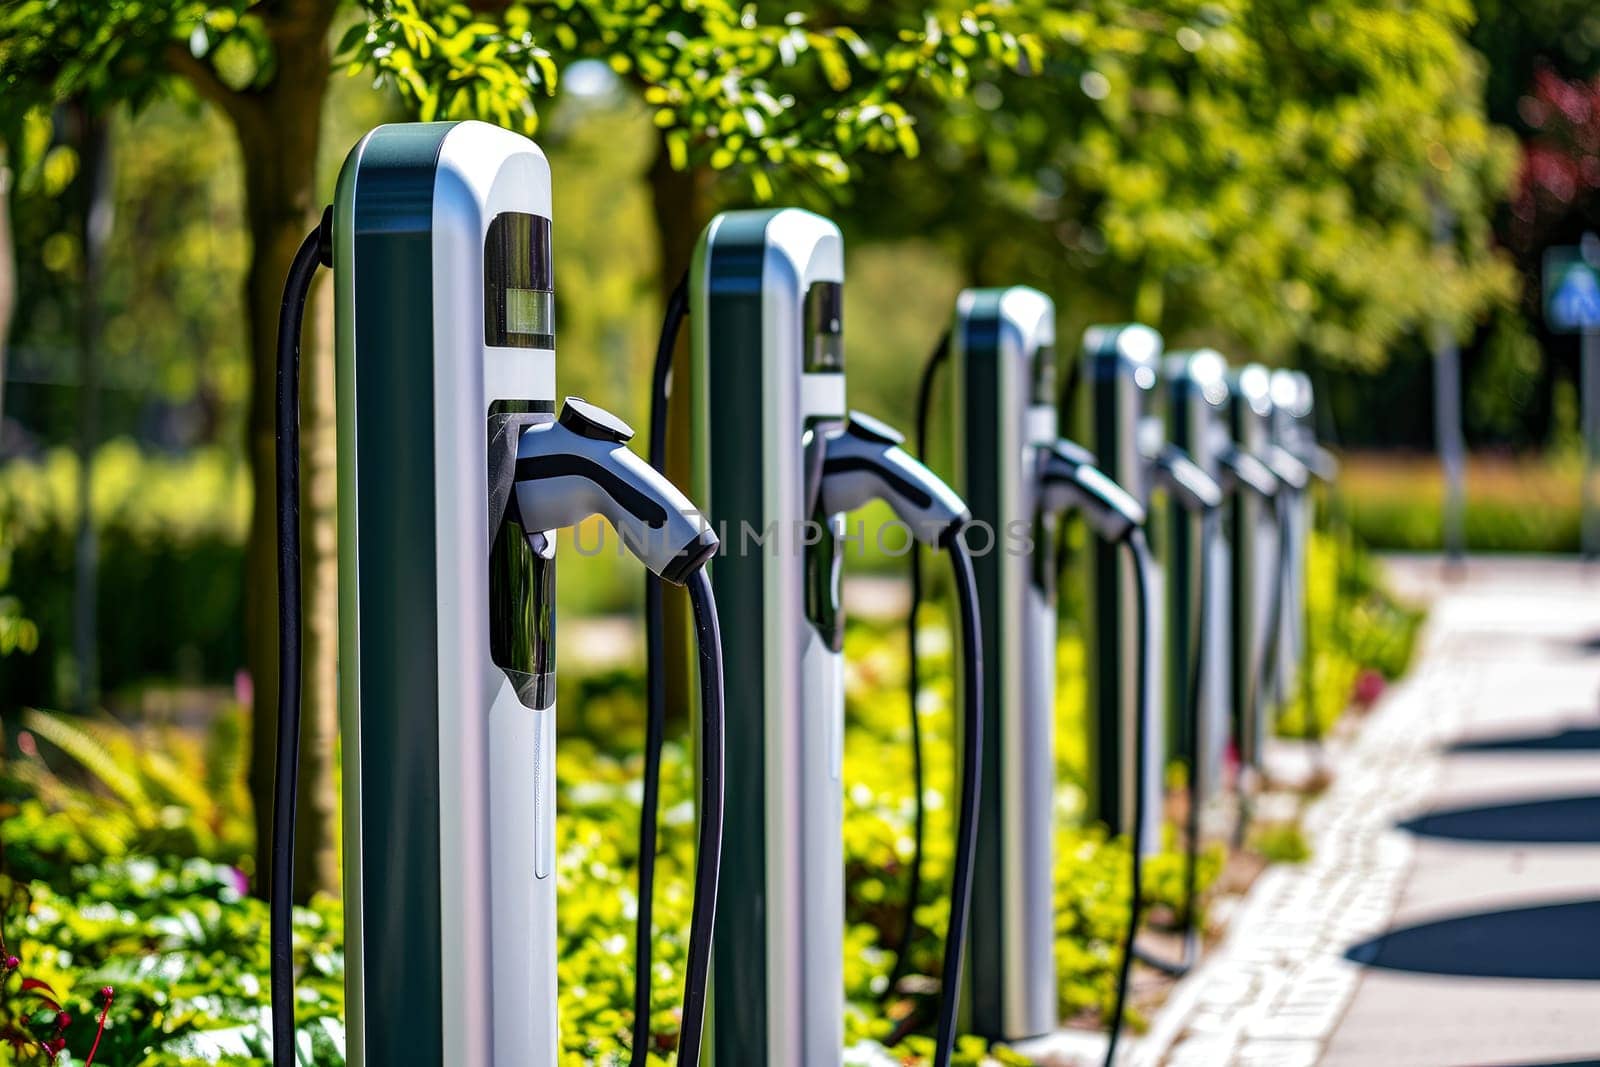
[271,213,331,1067]
[1232,484,1290,850]
[934,532,984,1067]
[1103,527,1155,1067]
[1132,506,1218,979]
[1256,493,1292,749]
[634,273,688,1058]
[885,330,949,998]
[1303,365,1346,763]
[1178,509,1218,958]
[1273,491,1315,751]
[676,567,726,1067]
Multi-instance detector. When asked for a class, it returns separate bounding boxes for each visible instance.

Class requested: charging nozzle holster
[1299,443,1340,483]
[1261,444,1311,494]
[1147,443,1224,513]
[1039,440,1146,543]
[510,397,719,584]
[1219,445,1281,500]
[816,410,971,548]
[488,408,550,544]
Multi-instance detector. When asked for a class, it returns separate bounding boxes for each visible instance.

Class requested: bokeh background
[0,1,1596,1063]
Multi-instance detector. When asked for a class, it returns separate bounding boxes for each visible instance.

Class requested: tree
[1509,69,1600,257]
[1472,0,1600,128]
[0,141,14,420]
[2,0,340,899]
[1,0,1039,899]
[840,0,1518,382]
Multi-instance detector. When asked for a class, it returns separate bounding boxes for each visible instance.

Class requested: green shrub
[0,442,657,711]
[1275,523,1424,739]
[0,548,38,662]
[0,508,1408,1063]
[1251,821,1311,864]
[1337,452,1582,553]
[0,861,343,1066]
[0,606,1219,1064]
[2,707,253,884]
[0,442,249,708]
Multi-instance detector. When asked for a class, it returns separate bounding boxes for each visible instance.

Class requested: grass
[1337,451,1582,554]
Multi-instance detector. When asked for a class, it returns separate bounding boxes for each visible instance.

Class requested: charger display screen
[485,212,554,349]
[504,288,553,337]
[804,281,844,373]
[1032,343,1057,405]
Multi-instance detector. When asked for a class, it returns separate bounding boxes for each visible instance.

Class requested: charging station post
[689,208,848,1064]
[312,120,725,1067]
[1082,324,1165,858]
[1227,364,1279,777]
[1162,350,1234,809]
[687,208,982,1067]
[331,122,558,1065]
[950,287,1059,1040]
[1270,370,1314,705]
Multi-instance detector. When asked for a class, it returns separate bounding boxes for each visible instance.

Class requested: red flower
[1353,668,1386,707]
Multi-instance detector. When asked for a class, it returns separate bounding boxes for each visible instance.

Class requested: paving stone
[1234,1038,1321,1067]
[1136,560,1600,1066]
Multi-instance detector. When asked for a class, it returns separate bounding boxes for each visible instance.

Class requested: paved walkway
[1138,557,1600,1067]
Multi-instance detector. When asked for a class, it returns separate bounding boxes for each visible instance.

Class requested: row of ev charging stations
[261,120,1335,1066]
[927,294,1334,1053]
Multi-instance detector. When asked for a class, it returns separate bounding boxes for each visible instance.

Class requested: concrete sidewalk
[1140,557,1600,1067]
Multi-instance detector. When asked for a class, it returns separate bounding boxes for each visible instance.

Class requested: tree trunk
[72,108,112,712]
[648,138,711,300]
[0,144,14,420]
[647,135,712,725]
[224,18,338,902]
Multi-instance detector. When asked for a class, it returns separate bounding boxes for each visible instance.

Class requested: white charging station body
[1163,349,1234,806]
[1083,324,1166,860]
[690,208,847,1065]
[333,120,558,1067]
[952,286,1060,1039]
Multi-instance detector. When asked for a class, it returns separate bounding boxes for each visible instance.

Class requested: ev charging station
[1226,365,1275,778]
[271,120,727,1067]
[1081,325,1221,996]
[947,288,1154,1040]
[948,287,1061,1041]
[688,207,844,1064]
[1081,324,1222,854]
[1269,372,1338,688]
[1161,351,1234,810]
[1269,370,1313,706]
[1081,324,1165,855]
[1268,370,1338,729]
[685,208,982,1067]
[1225,363,1311,778]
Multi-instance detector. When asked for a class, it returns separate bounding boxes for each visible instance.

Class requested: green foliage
[0,603,1224,1064]
[0,528,37,661]
[1250,820,1311,864]
[1337,452,1584,553]
[5,99,252,444]
[847,0,1518,374]
[0,705,334,1061]
[0,861,343,1066]
[345,0,1042,199]
[1274,522,1424,739]
[1,0,1041,200]
[0,443,249,707]
[3,706,254,884]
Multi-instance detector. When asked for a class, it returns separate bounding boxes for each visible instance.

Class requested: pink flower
[1353,669,1386,707]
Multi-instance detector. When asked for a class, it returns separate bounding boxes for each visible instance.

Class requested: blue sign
[1545,242,1600,334]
